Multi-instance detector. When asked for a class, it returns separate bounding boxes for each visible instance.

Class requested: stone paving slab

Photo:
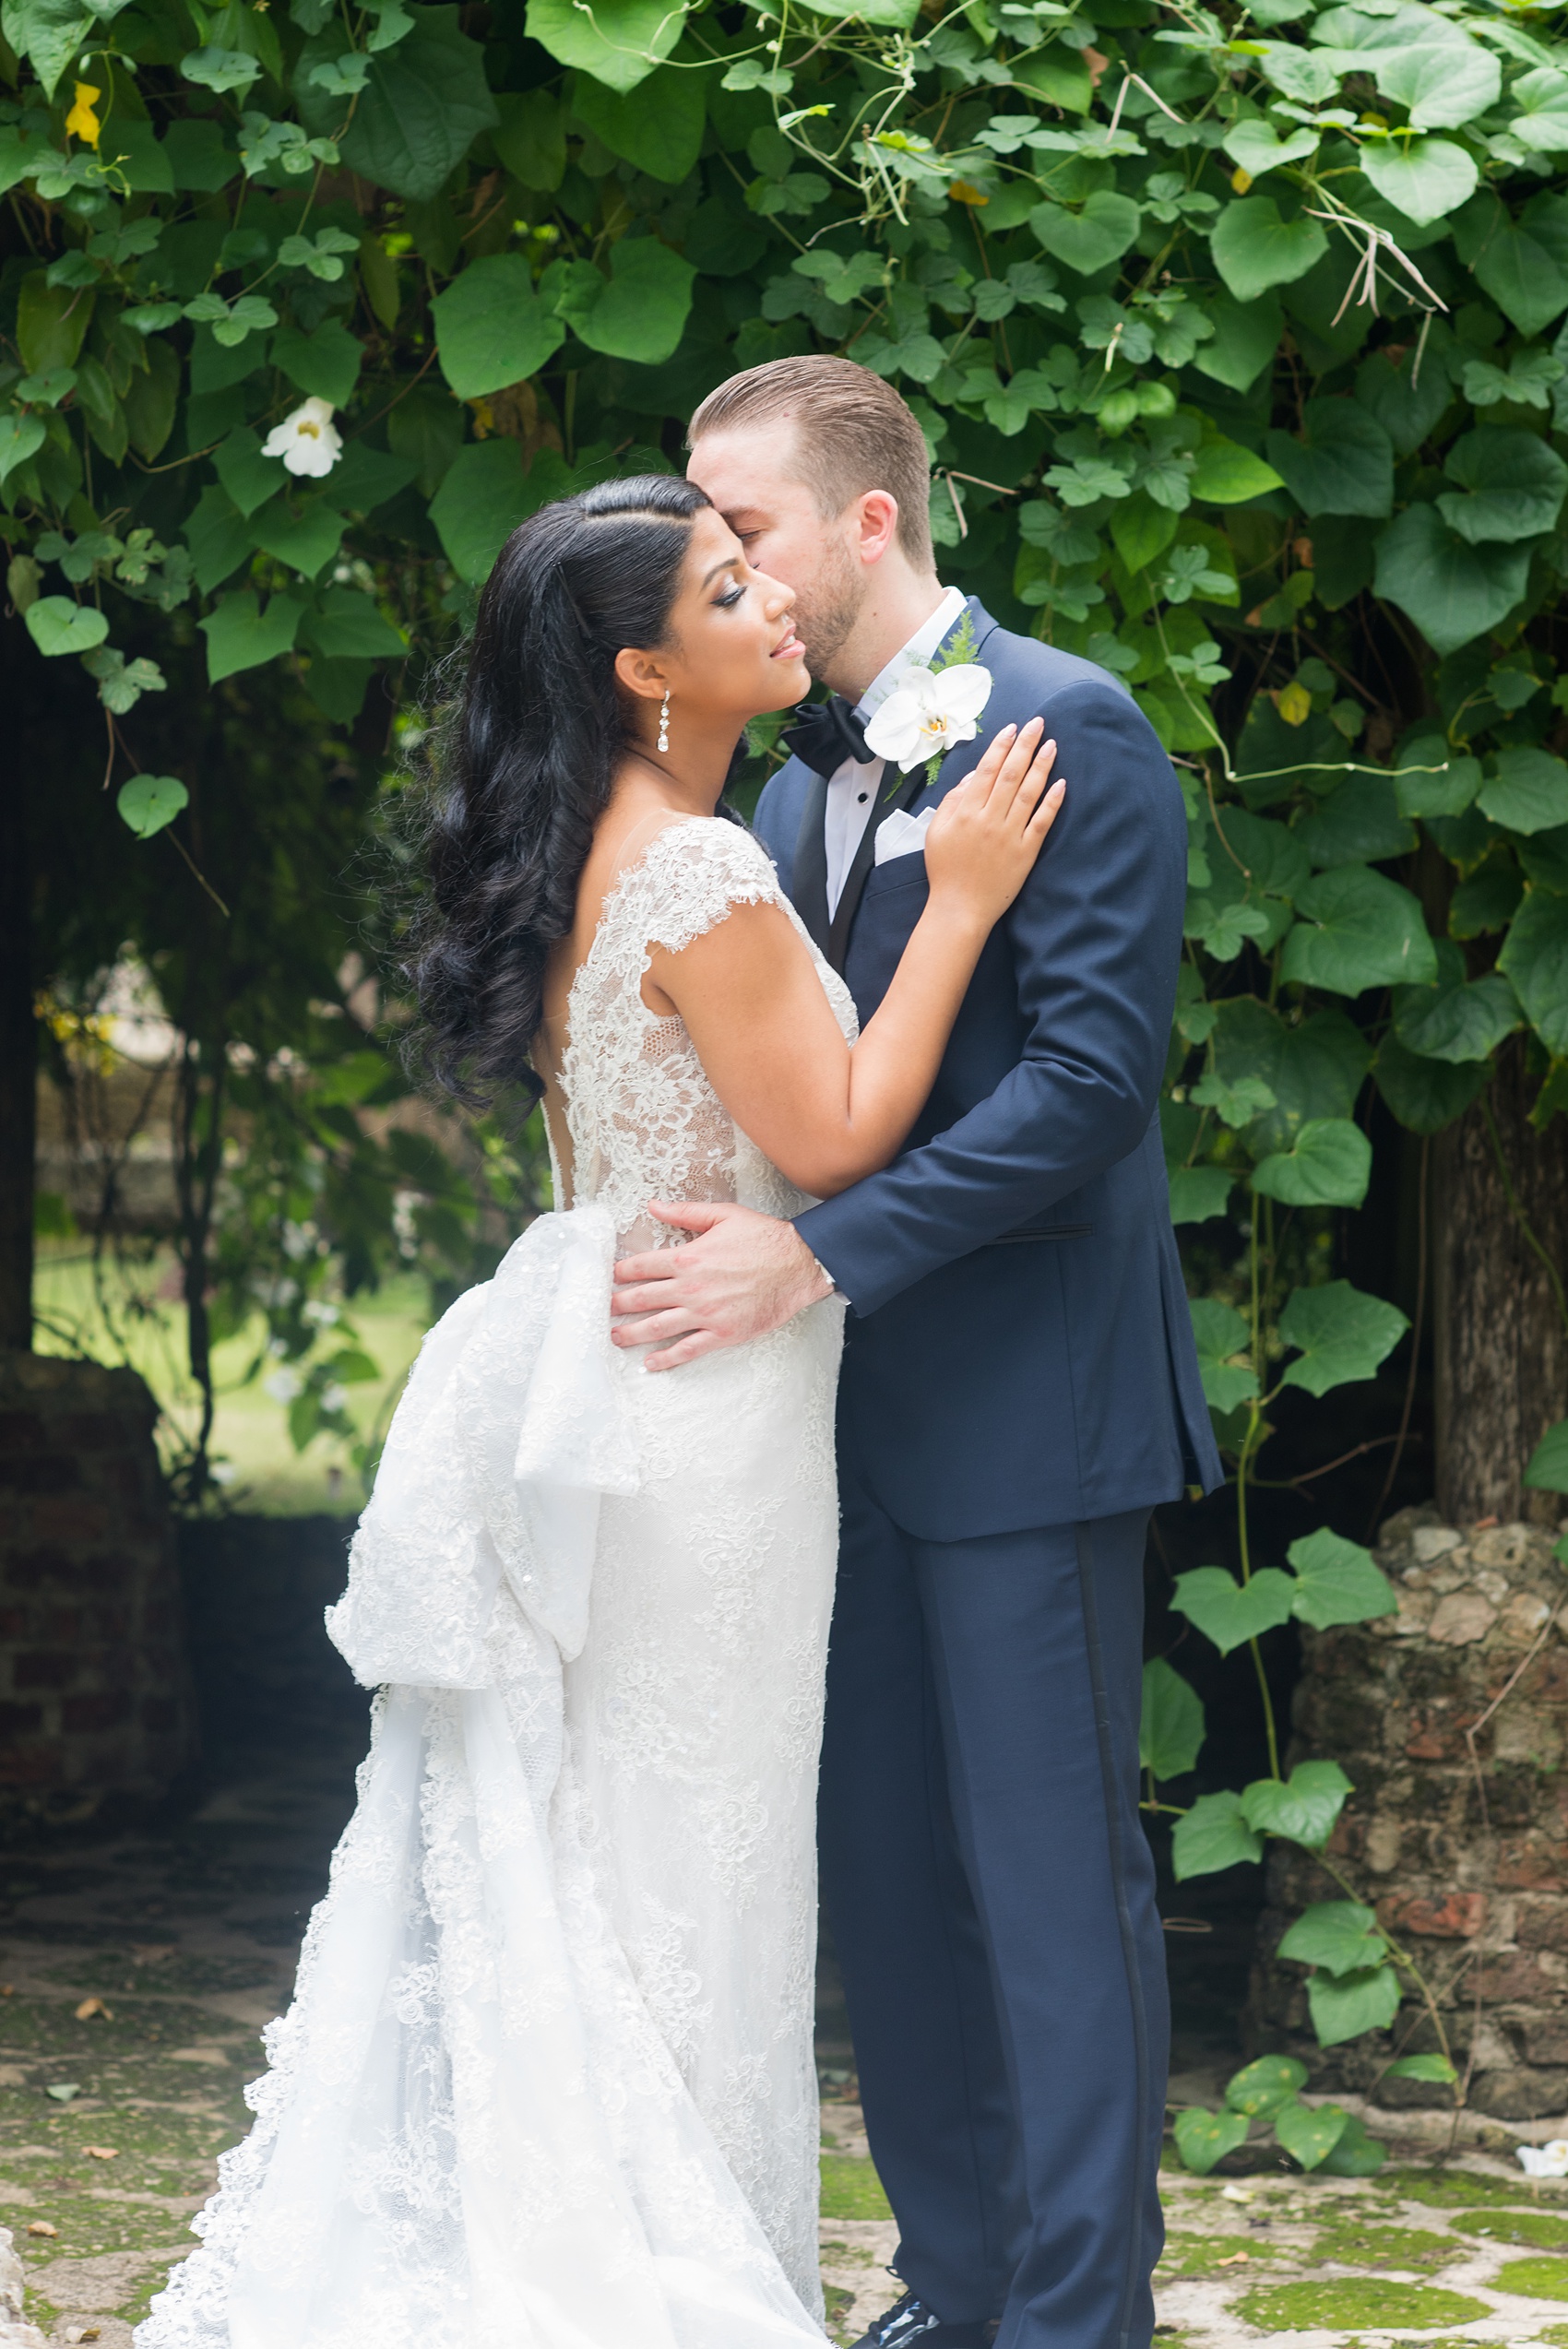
[8,1750,1568,2347]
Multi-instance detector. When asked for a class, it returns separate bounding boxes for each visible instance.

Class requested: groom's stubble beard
[787,528,867,686]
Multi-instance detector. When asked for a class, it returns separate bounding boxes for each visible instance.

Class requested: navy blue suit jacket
[753,598,1222,1542]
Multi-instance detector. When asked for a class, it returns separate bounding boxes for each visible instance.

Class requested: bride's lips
[771,629,805,660]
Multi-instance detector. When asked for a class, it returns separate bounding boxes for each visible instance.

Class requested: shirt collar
[854,585,969,723]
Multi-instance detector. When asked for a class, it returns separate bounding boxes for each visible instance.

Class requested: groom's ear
[851,490,900,570]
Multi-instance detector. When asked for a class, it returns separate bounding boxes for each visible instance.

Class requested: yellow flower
[65,80,102,147]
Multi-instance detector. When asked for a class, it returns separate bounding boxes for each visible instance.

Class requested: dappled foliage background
[4,0,1567,1642]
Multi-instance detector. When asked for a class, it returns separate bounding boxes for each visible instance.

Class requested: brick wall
[0,1350,196,1834]
[1252,1503,1568,2135]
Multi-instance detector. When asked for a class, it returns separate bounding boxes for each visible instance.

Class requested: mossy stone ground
[9,1735,1568,2348]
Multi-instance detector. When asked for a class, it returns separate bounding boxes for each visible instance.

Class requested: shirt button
[857,792,868,802]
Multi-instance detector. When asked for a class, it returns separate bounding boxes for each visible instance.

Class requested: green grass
[1451,2207,1568,2248]
[1157,2230,1283,2277]
[820,2153,893,2222]
[33,1245,429,1513]
[1496,2256,1568,2300]
[1312,2222,1459,2271]
[1389,2166,1568,2209]
[1236,2280,1491,2330]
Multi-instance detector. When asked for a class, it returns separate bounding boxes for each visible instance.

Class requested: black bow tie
[780,695,871,777]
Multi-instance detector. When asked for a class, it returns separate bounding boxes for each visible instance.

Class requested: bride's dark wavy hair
[408,473,721,1112]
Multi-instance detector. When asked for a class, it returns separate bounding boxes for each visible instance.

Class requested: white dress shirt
[823,585,968,918]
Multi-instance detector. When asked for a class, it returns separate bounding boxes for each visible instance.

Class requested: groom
[611,357,1221,2349]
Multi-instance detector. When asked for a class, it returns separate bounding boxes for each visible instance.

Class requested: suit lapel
[826,761,926,972]
[791,770,832,957]
[804,599,1004,972]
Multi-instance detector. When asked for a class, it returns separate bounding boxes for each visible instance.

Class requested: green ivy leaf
[1438,427,1568,548]
[197,587,304,682]
[1384,2052,1458,2084]
[116,772,189,838]
[1140,1655,1206,1781]
[1252,1117,1372,1207]
[1307,1965,1401,2047]
[3,0,98,98]
[300,586,405,659]
[272,320,364,408]
[249,498,345,579]
[573,59,707,183]
[1497,886,1568,1056]
[1277,1280,1408,1397]
[1030,190,1142,276]
[428,437,536,583]
[1210,198,1328,303]
[1187,1297,1258,1413]
[1172,1565,1297,1655]
[1394,737,1481,820]
[1265,397,1394,521]
[1373,1036,1490,1133]
[1172,1790,1265,1881]
[1320,2115,1389,2175]
[1282,867,1437,994]
[1277,1899,1387,1976]
[1191,1070,1278,1128]
[572,237,697,363]
[1275,2097,1352,2166]
[1372,30,1499,131]
[1479,747,1568,836]
[338,6,499,197]
[1225,2055,1308,2118]
[1295,776,1415,869]
[432,253,566,400]
[1457,191,1568,339]
[1524,1417,1568,1494]
[0,411,46,485]
[1395,956,1522,1062]
[1358,135,1475,228]
[1190,435,1284,504]
[1172,2106,1250,2175]
[1213,1001,1370,1152]
[1168,1167,1236,1225]
[1240,1758,1352,1849]
[25,595,110,656]
[1373,504,1532,657]
[1286,1524,1398,1625]
[525,0,684,93]
[1222,120,1320,177]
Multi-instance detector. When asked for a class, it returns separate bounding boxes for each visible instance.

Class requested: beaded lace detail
[556,815,858,1242]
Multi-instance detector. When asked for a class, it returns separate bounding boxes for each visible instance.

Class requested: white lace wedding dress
[137,818,856,2349]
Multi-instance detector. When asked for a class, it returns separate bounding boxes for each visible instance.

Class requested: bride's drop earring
[658,689,671,754]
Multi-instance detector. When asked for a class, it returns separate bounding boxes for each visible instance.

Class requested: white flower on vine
[1517,2140,1568,2177]
[863,661,992,772]
[261,397,342,478]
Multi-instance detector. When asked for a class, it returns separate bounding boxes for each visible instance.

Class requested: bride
[137,475,1060,2349]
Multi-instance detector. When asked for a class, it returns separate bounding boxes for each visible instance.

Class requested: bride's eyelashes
[715,583,746,611]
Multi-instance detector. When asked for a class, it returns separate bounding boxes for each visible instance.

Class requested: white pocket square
[874,805,934,866]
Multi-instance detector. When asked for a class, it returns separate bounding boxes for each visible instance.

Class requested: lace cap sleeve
[626,817,788,958]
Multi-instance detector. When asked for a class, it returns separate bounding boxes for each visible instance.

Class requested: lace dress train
[135,820,857,2349]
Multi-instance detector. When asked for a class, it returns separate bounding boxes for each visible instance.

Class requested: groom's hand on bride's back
[612,1202,835,1370]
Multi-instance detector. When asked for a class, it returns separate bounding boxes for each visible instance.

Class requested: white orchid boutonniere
[862,610,992,791]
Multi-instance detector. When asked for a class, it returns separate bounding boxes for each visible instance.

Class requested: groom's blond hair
[688,356,934,574]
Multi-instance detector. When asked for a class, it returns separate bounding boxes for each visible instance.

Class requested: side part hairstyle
[410,473,712,1111]
[688,354,934,575]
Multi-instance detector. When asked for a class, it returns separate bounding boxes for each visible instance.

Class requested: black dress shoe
[851,2288,1001,2349]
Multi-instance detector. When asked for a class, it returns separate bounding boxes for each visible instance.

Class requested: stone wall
[0,1351,196,1836]
[1251,1501,1568,2137]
